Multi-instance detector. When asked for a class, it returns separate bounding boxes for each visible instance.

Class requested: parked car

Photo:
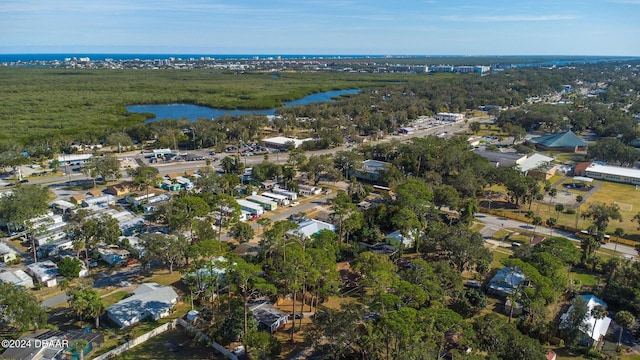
[289,201,300,207]
[288,312,304,320]
[88,260,98,268]
[124,258,138,266]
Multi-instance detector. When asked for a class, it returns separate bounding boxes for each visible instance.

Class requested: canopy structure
[573,176,594,183]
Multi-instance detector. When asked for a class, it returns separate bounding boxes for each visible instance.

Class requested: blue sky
[0,0,638,55]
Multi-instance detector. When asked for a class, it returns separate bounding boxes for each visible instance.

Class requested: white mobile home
[246,195,278,211]
[236,199,265,216]
[260,192,290,206]
[27,260,58,287]
[271,187,298,200]
[82,195,116,208]
[35,230,67,247]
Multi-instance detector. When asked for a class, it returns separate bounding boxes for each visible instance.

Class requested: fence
[93,321,176,360]
[92,318,237,360]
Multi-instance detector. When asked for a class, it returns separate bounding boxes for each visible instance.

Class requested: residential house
[106,283,179,328]
[82,194,116,208]
[250,302,289,333]
[236,199,265,216]
[69,194,85,205]
[385,230,416,248]
[87,188,104,197]
[26,260,58,287]
[0,269,34,288]
[288,219,336,238]
[528,130,588,153]
[97,246,130,265]
[271,187,298,200]
[560,294,612,344]
[261,180,278,190]
[297,184,322,196]
[0,242,17,263]
[160,179,182,191]
[352,159,392,182]
[487,266,526,297]
[0,329,104,360]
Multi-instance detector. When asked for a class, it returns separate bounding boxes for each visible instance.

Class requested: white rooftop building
[0,242,17,263]
[262,136,313,149]
[288,219,336,238]
[517,153,555,173]
[0,269,34,288]
[560,294,612,343]
[27,260,58,287]
[584,162,640,186]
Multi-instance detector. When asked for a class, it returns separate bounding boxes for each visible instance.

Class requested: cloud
[442,14,579,22]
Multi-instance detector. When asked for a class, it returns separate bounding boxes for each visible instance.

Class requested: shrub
[564,208,576,215]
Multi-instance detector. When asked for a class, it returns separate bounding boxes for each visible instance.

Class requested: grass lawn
[492,229,512,240]
[470,222,486,233]
[148,271,185,288]
[489,250,512,270]
[568,268,598,287]
[101,290,130,307]
[112,328,220,360]
[584,181,640,237]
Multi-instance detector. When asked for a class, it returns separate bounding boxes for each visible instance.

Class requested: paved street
[41,291,67,308]
[475,212,638,258]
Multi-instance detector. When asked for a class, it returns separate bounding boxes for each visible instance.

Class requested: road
[5,114,482,191]
[474,212,638,258]
[41,291,67,308]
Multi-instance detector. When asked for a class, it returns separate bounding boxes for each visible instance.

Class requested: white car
[290,201,300,207]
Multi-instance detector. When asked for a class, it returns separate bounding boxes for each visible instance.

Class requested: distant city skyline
[1,0,639,56]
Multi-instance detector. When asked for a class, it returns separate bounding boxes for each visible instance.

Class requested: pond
[126,88,360,122]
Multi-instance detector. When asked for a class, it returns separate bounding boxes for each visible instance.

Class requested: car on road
[122,258,138,266]
[19,179,29,183]
[290,201,300,207]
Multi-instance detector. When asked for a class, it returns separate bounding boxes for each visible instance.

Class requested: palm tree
[590,305,608,345]
[531,215,542,240]
[546,218,557,236]
[575,195,584,229]
[71,339,89,360]
[615,311,635,351]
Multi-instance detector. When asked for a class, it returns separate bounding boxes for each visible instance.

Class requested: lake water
[126,89,360,122]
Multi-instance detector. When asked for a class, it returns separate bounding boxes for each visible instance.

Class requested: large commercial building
[261,136,312,149]
[576,162,640,186]
[435,112,464,122]
[528,130,587,153]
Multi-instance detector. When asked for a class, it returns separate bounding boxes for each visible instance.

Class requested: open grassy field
[484,177,640,240]
[0,67,412,144]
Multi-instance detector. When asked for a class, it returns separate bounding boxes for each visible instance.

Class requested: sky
[0,0,639,56]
